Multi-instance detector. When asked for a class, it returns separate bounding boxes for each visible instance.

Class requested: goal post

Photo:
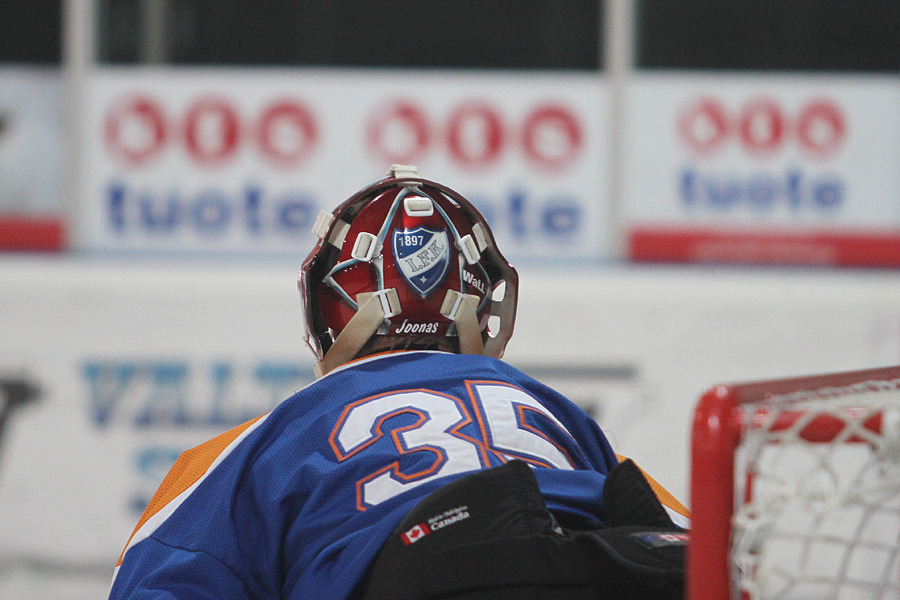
[689,365,900,600]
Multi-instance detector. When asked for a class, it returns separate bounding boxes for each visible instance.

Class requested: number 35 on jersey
[329,381,578,510]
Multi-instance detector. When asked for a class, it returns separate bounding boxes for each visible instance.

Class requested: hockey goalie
[108,166,690,600]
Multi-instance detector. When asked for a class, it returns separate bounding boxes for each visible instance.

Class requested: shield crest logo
[392,226,451,297]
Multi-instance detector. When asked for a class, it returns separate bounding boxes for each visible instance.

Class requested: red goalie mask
[299,165,518,376]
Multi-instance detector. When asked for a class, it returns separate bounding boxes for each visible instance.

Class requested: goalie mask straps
[315,289,400,378]
[454,301,484,356]
[440,290,484,356]
[316,288,486,378]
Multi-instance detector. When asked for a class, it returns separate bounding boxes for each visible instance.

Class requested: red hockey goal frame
[688,364,900,600]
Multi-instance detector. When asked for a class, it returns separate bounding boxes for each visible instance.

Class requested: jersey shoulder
[116,414,269,567]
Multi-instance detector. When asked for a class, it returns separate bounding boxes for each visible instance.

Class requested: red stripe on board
[629,227,900,267]
[0,217,66,251]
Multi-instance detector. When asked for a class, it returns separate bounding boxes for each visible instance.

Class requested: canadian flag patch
[401,523,431,545]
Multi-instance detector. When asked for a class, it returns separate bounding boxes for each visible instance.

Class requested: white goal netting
[731,384,900,600]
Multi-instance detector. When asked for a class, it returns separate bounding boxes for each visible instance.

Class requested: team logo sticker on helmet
[392,226,451,297]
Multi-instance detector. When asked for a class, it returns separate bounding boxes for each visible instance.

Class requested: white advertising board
[2,257,899,599]
[78,69,610,261]
[625,73,900,266]
[0,67,66,250]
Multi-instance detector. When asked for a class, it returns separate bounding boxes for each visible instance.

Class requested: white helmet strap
[440,290,484,356]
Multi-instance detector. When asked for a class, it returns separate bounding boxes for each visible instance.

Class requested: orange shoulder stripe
[116,414,267,565]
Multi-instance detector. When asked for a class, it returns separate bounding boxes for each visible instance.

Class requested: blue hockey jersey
[109,351,686,600]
